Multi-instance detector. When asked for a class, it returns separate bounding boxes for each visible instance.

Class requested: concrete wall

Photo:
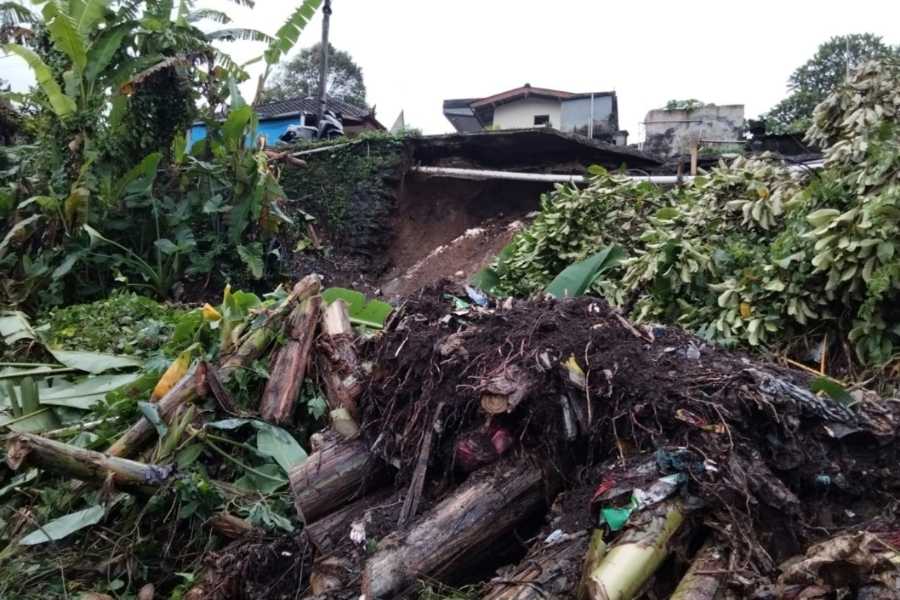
[493,97,561,129]
[642,104,744,157]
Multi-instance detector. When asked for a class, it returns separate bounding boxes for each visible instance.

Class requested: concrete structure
[443,84,628,145]
[493,96,561,129]
[642,104,744,158]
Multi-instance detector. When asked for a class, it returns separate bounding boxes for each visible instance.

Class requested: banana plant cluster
[1,0,323,308]
[492,60,900,367]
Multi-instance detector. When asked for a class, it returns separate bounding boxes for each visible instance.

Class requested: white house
[443,84,628,145]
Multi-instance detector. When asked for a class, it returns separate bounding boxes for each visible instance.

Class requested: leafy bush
[492,60,900,369]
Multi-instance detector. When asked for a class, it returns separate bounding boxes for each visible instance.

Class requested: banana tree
[2,0,125,119]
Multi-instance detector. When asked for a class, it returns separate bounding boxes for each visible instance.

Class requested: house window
[533,115,550,126]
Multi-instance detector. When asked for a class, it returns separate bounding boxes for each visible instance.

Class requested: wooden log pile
[6,278,900,600]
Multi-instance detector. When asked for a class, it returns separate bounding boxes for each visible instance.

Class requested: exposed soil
[377,176,547,296]
[380,218,525,297]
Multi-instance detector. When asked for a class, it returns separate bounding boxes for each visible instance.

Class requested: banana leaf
[545,246,626,299]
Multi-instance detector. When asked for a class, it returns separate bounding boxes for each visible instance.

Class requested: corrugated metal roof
[254,96,370,120]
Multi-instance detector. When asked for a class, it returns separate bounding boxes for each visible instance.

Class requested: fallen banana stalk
[7,432,244,499]
[483,530,589,600]
[318,299,364,423]
[289,437,384,523]
[362,458,548,599]
[578,499,685,600]
[670,541,726,600]
[260,275,322,424]
[8,432,173,495]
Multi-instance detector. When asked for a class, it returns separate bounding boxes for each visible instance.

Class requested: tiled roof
[469,85,577,108]
[254,96,370,120]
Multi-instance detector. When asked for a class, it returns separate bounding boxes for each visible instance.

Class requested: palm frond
[213,48,248,80]
[206,27,271,43]
[187,8,230,24]
[120,54,188,91]
[0,1,34,24]
[263,0,321,65]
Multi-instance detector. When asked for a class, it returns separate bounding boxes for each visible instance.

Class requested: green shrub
[493,60,900,367]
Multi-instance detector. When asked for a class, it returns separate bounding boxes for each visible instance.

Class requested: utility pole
[316,0,332,125]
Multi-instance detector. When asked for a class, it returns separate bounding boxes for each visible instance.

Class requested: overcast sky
[3,0,898,141]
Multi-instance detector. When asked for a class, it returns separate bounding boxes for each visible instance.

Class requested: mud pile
[206,283,900,599]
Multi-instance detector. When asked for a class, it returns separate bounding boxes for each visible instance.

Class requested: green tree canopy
[762,33,899,134]
[261,41,367,107]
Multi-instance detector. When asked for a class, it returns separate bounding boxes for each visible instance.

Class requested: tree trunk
[289,438,383,523]
[318,299,363,421]
[362,458,548,599]
[260,285,322,424]
[484,531,590,600]
[8,432,175,495]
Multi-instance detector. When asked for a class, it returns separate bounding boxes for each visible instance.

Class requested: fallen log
[7,432,246,500]
[362,458,548,599]
[289,438,384,523]
[578,500,685,600]
[7,432,173,495]
[670,541,725,600]
[318,299,363,421]
[483,531,590,600]
[260,276,322,424]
